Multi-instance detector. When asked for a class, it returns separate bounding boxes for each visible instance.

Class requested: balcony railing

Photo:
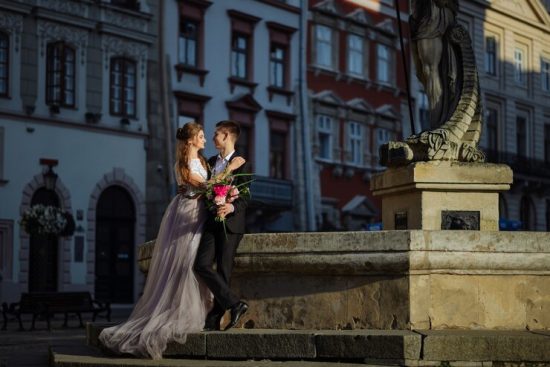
[484,149,550,178]
[250,176,293,209]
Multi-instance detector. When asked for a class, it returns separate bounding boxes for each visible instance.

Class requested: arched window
[0,31,9,97]
[46,42,76,107]
[110,58,136,118]
[520,195,536,231]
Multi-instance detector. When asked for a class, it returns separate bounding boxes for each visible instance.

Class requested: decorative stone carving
[102,36,148,78]
[313,0,339,14]
[346,9,371,25]
[380,0,485,166]
[103,9,148,32]
[376,19,396,35]
[37,21,88,64]
[38,0,88,18]
[0,12,23,51]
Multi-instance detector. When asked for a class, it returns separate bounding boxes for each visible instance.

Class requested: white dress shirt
[213,150,235,176]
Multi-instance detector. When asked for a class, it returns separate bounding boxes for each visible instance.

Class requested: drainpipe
[299,0,316,231]
[159,0,175,195]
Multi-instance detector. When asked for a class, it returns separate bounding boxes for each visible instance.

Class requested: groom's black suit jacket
[205,152,251,234]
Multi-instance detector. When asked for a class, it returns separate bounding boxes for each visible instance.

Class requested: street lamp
[43,165,58,191]
[40,158,59,192]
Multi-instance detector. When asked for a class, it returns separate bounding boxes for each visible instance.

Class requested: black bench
[1,292,111,330]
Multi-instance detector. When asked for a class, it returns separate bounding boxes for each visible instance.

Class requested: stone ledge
[315,330,421,360]
[206,330,316,359]
[420,330,550,362]
[138,231,550,276]
[86,324,550,364]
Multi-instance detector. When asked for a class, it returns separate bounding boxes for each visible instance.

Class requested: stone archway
[87,168,145,302]
[19,174,72,292]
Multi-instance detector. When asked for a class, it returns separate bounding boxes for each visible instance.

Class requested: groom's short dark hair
[216,120,241,139]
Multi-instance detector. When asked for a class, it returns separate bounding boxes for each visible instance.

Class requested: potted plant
[20,205,75,238]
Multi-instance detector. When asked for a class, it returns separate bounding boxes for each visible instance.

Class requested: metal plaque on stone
[441,211,480,230]
[395,211,408,230]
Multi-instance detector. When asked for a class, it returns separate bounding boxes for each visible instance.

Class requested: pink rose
[227,186,239,203]
[214,195,226,206]
[213,185,231,197]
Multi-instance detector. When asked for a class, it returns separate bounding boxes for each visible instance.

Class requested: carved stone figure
[380,0,485,166]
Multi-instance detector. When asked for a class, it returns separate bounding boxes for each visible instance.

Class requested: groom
[194,120,250,331]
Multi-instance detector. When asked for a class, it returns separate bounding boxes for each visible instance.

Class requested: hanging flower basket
[20,204,74,238]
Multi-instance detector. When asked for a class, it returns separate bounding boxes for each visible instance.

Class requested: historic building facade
[306,0,411,230]
[0,0,156,303]
[162,0,302,232]
[453,0,550,230]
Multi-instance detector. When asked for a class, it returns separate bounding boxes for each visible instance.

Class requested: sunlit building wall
[457,0,550,231]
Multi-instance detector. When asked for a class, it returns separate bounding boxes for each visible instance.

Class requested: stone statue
[380,0,485,166]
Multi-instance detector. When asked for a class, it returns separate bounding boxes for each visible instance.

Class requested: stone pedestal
[370,161,513,230]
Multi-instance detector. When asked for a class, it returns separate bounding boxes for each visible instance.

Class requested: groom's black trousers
[194,226,242,313]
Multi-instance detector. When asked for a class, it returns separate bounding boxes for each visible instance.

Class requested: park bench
[1,291,111,331]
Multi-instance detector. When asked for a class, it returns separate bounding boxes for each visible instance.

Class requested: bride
[99,122,245,360]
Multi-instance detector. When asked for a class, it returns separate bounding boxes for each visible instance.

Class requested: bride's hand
[227,156,246,172]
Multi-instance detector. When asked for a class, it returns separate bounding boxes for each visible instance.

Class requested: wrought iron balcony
[483,149,550,178]
[250,176,294,209]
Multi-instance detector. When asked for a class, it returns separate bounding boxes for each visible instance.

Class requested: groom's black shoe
[203,314,222,331]
[224,301,248,331]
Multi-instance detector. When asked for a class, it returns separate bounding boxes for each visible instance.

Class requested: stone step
[50,344,375,367]
[87,323,421,361]
[85,323,550,365]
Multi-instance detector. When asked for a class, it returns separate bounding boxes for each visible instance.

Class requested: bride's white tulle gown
[99,159,212,360]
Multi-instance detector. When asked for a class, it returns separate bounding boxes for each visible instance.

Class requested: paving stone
[206,329,316,359]
[315,330,422,360]
[420,330,550,362]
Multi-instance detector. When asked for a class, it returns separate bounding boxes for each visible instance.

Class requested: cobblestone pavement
[0,307,131,367]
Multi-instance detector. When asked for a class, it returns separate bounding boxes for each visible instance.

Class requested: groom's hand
[217,203,235,218]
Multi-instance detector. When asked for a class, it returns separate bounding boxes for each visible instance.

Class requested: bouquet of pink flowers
[201,172,253,233]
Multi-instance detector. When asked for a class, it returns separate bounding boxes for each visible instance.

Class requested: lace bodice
[175,159,208,196]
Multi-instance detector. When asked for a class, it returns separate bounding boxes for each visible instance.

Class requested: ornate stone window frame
[109,57,137,118]
[174,90,212,125]
[227,10,261,94]
[46,41,77,108]
[175,0,212,86]
[266,21,297,100]
[226,94,262,170]
[266,110,295,180]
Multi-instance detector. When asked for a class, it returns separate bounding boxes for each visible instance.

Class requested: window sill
[267,86,294,105]
[345,73,367,81]
[175,64,209,86]
[228,77,258,93]
[310,64,338,76]
[315,157,338,165]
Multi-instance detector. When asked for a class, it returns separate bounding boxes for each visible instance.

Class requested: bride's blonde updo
[176,122,207,182]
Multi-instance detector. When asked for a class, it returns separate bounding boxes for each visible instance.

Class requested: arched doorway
[520,195,536,231]
[95,186,135,303]
[29,188,60,292]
